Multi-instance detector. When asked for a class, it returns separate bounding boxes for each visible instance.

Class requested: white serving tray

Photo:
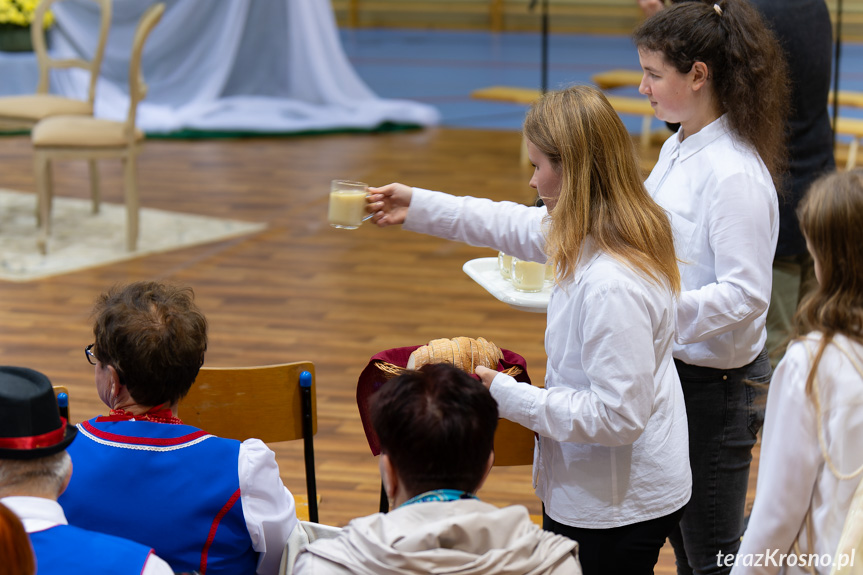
[462,257,550,313]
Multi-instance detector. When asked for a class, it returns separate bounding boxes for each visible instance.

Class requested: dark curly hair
[92,281,207,407]
[633,0,790,190]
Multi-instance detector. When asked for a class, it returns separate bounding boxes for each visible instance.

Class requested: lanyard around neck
[400,489,478,508]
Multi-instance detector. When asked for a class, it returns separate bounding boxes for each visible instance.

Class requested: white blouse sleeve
[239,438,299,575]
[490,280,657,446]
[732,343,820,575]
[403,187,549,262]
[142,552,176,575]
[675,172,776,344]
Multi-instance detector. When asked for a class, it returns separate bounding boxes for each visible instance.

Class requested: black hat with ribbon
[0,366,76,460]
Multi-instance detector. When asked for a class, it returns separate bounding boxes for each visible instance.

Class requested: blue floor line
[341,28,863,132]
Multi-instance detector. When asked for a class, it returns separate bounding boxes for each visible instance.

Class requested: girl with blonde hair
[734,170,863,574]
[367,84,691,575]
[633,1,790,572]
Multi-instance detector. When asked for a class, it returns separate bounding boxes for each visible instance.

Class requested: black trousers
[543,505,686,575]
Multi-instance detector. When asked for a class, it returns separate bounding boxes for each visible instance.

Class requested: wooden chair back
[491,420,541,526]
[53,385,70,422]
[180,362,317,443]
[492,419,535,466]
[29,3,164,255]
[124,2,164,141]
[31,0,112,105]
[178,362,319,522]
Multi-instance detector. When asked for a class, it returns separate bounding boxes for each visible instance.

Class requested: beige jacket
[293,499,580,575]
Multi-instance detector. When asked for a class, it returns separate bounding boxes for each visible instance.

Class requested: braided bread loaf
[406,337,504,372]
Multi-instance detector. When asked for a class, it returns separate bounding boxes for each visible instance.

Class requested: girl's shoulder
[786,332,863,380]
[789,331,863,354]
[580,252,674,301]
[706,133,769,179]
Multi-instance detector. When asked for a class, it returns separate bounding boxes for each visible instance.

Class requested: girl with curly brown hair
[633,1,791,573]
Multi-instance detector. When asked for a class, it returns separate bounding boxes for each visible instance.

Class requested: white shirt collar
[673,115,731,162]
[0,496,67,533]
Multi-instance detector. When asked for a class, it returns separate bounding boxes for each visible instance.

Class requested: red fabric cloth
[356,345,532,455]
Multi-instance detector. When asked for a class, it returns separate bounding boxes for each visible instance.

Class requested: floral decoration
[0,0,54,29]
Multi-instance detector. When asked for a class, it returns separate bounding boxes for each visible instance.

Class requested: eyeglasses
[85,343,98,366]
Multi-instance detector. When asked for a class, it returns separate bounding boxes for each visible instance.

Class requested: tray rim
[462,257,550,313]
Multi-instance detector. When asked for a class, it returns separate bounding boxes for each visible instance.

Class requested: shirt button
[722,375,728,381]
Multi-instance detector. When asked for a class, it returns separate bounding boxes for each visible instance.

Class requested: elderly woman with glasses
[61,281,298,575]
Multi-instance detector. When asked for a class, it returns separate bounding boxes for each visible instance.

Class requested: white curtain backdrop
[47,0,440,134]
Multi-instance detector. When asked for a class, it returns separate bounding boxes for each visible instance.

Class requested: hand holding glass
[328,180,372,229]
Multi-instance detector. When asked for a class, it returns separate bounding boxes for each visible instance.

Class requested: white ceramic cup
[328,180,371,229]
[511,257,546,293]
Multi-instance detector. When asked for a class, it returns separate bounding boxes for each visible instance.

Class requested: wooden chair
[177,362,319,523]
[471,80,658,159]
[469,86,540,166]
[0,0,111,221]
[53,385,70,421]
[589,69,662,154]
[591,69,643,91]
[30,3,164,254]
[834,116,863,170]
[829,91,863,170]
[0,0,111,131]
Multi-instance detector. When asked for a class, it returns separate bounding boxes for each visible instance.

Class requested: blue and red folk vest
[29,524,154,574]
[59,418,258,575]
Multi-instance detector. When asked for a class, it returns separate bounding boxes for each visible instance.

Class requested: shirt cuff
[489,371,539,429]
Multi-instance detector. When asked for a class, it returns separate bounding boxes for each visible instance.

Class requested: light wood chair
[53,385,70,422]
[0,0,111,219]
[0,0,111,131]
[589,70,662,153]
[488,420,542,524]
[469,86,540,166]
[829,91,863,170]
[834,117,863,170]
[471,80,658,160]
[177,362,320,523]
[591,69,643,91]
[30,3,164,254]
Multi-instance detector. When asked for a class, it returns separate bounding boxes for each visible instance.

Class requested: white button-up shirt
[645,116,779,369]
[733,334,863,574]
[405,188,691,528]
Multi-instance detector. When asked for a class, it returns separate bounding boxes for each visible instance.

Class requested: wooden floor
[0,128,757,573]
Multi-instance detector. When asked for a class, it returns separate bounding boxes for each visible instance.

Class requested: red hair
[0,503,35,575]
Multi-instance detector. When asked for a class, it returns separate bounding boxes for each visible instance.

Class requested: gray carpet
[0,189,266,282]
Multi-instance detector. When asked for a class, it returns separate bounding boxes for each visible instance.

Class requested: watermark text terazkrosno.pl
[717,550,856,570]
